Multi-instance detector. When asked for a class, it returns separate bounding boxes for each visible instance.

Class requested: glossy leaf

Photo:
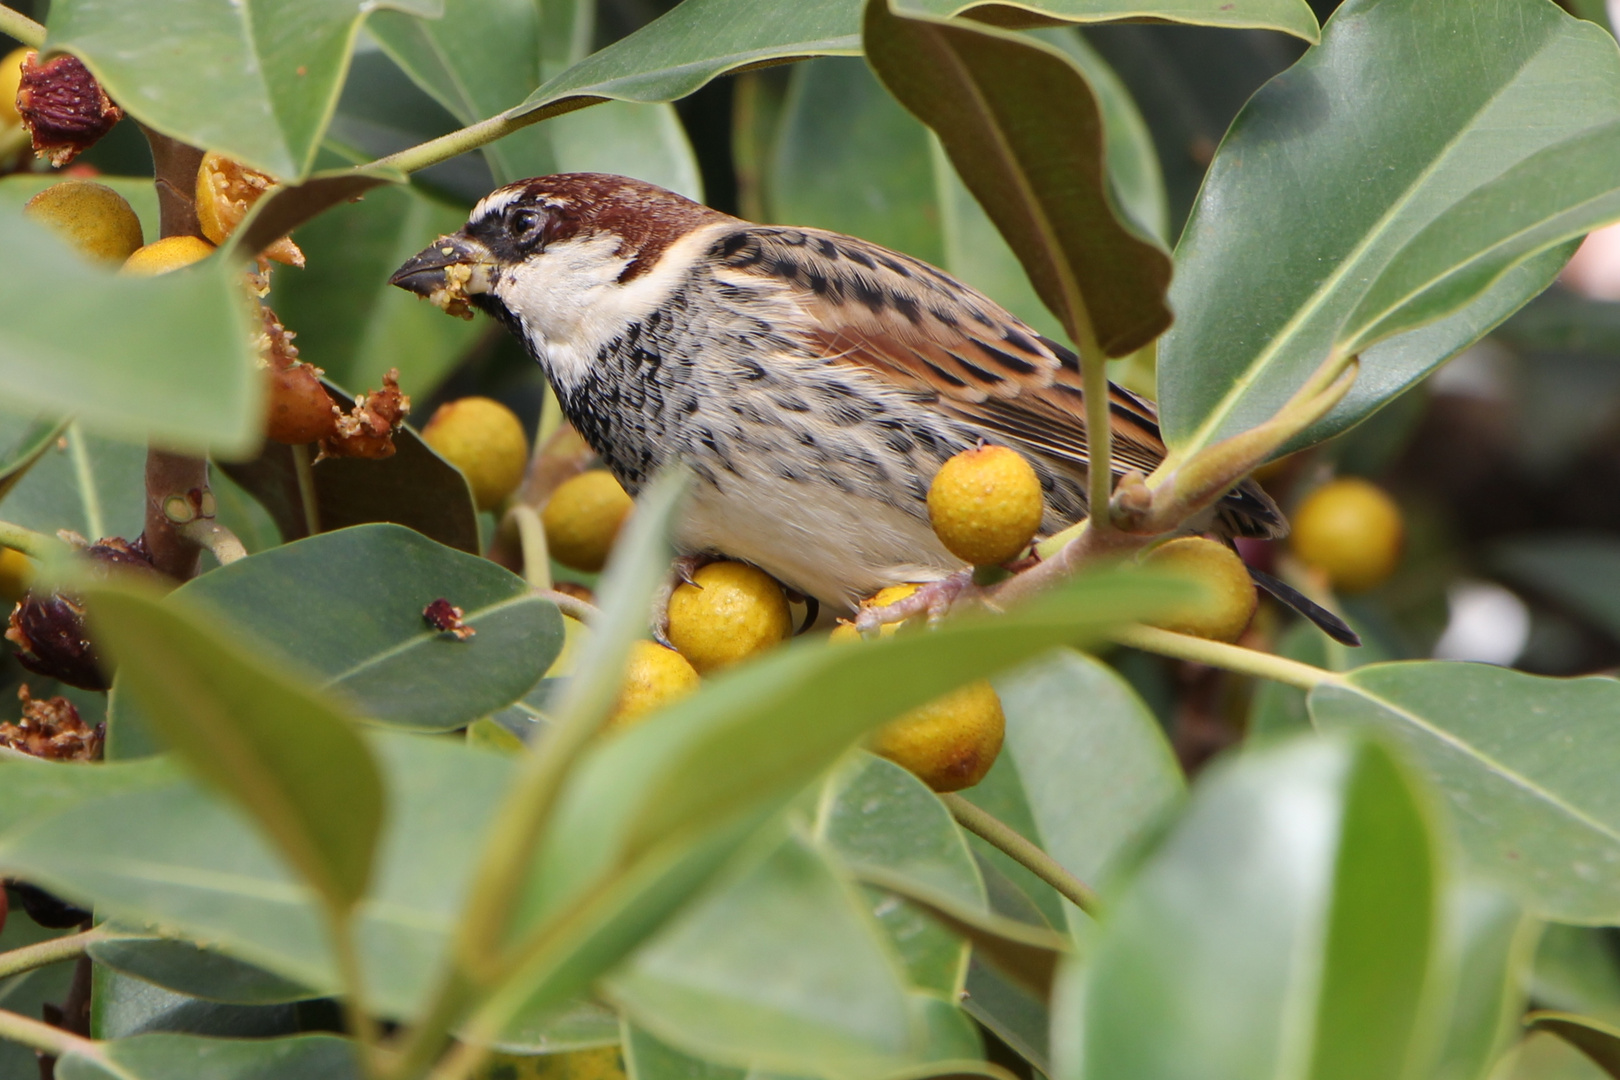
[46,0,440,181]
[89,936,317,1005]
[1065,736,1442,1080]
[1495,536,1620,645]
[518,0,1315,131]
[865,0,1170,355]
[1533,925,1620,1028]
[218,381,480,555]
[1160,0,1620,461]
[1310,663,1620,923]
[490,997,622,1055]
[146,524,561,733]
[901,0,1317,39]
[604,830,919,1073]
[1529,1013,1620,1079]
[989,648,1181,897]
[271,183,483,395]
[0,416,144,542]
[369,0,703,199]
[0,733,515,1019]
[56,1032,359,1080]
[90,965,302,1041]
[0,206,259,454]
[1432,886,1537,1080]
[84,580,384,913]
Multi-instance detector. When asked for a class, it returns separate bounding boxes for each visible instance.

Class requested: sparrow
[391,173,1355,645]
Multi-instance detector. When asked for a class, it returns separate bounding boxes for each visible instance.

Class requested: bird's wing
[708,224,1169,477]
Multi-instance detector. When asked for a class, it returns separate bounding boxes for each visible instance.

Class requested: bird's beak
[389,233,496,298]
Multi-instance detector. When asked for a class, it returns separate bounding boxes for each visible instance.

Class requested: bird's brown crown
[465,173,731,282]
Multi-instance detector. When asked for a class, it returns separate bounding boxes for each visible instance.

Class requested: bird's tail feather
[1246,566,1361,647]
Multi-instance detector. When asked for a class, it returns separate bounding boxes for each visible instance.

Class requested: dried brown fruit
[0,685,103,761]
[196,150,304,266]
[319,369,411,460]
[4,535,157,691]
[422,598,475,640]
[257,304,337,444]
[16,51,122,167]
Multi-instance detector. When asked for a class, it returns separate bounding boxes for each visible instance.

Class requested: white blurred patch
[1429,339,1511,401]
[1432,581,1531,666]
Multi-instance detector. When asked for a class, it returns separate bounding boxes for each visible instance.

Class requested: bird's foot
[651,554,712,647]
[855,570,993,635]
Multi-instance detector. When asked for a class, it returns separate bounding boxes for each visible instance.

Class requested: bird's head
[390,173,730,385]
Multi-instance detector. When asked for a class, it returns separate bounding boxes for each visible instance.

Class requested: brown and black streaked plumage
[391,174,1338,633]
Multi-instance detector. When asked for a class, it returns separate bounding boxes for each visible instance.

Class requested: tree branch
[0,927,106,982]
[0,6,45,49]
[1109,623,1340,689]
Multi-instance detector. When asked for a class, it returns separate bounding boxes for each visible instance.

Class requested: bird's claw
[854,570,981,636]
[651,554,712,646]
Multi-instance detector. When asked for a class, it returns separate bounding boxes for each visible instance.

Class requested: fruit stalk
[941,793,1102,915]
[0,7,43,48]
[0,926,107,981]
[1109,623,1341,690]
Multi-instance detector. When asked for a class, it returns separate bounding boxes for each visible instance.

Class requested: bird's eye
[509,208,545,244]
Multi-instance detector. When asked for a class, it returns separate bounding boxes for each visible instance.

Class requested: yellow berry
[473,1046,626,1080]
[666,561,792,673]
[1290,478,1405,593]
[1140,536,1258,643]
[541,470,633,572]
[25,180,144,264]
[927,445,1044,566]
[871,680,1005,793]
[0,547,34,603]
[0,47,28,128]
[833,583,923,641]
[610,640,701,729]
[120,235,215,276]
[421,396,530,512]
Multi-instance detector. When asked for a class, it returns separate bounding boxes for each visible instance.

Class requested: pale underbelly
[671,475,965,610]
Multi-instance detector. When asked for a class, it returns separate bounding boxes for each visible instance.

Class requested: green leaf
[1248,618,1392,742]
[218,381,480,555]
[0,753,177,835]
[1310,663,1620,923]
[88,935,317,1005]
[45,0,440,181]
[1495,536,1620,645]
[0,416,69,505]
[56,1032,359,1080]
[270,183,483,396]
[988,648,1181,898]
[1160,0,1620,461]
[1529,1013,1620,1079]
[1063,736,1443,1080]
[90,964,302,1040]
[0,206,259,455]
[1431,887,1537,1080]
[1534,925,1620,1029]
[604,830,918,1074]
[84,580,384,914]
[864,0,1170,355]
[490,997,622,1055]
[899,0,1317,40]
[518,0,1315,133]
[0,732,516,1020]
[625,1023,747,1080]
[114,524,561,737]
[0,416,143,542]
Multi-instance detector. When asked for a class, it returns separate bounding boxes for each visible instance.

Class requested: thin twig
[533,587,597,624]
[0,1007,96,1061]
[0,927,107,982]
[511,504,551,590]
[0,519,56,560]
[177,519,248,565]
[0,5,45,48]
[942,793,1102,916]
[292,443,322,538]
[371,106,559,176]
[1109,623,1339,690]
